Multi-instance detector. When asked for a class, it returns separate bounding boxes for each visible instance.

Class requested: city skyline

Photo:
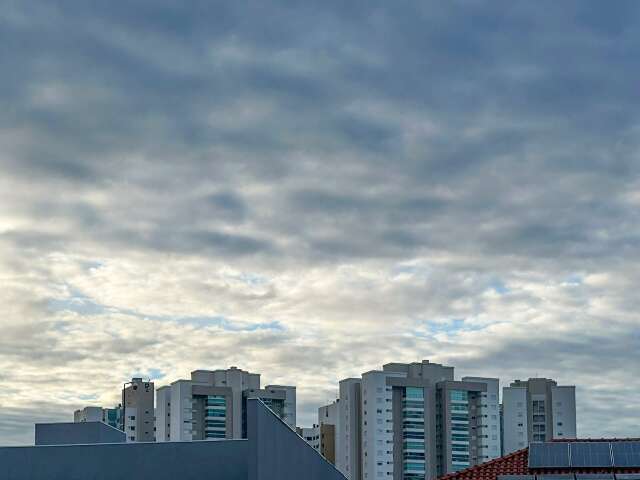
[2,1,640,447]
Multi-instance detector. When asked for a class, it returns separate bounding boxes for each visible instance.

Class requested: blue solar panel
[576,475,614,480]
[537,475,574,480]
[612,442,640,467]
[570,442,612,468]
[616,475,640,480]
[498,476,534,480]
[529,443,571,468]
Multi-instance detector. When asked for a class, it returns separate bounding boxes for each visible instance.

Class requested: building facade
[461,377,502,463]
[335,360,502,480]
[74,406,123,431]
[502,378,576,454]
[7,399,346,480]
[337,378,363,480]
[155,367,296,442]
[122,378,155,442]
[297,425,321,451]
[318,400,339,464]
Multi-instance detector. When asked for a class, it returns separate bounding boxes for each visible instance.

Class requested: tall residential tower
[502,378,576,454]
[335,360,502,480]
[155,366,296,442]
[122,377,155,442]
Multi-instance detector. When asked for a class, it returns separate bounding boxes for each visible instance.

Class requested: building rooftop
[439,440,640,480]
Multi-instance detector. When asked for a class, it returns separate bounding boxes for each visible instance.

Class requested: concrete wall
[35,422,125,446]
[0,439,247,480]
[247,398,346,480]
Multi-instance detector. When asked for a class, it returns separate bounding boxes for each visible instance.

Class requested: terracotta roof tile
[438,439,640,480]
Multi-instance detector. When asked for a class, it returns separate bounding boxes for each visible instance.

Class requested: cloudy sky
[1,1,640,445]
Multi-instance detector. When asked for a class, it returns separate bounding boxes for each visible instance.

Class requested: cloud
[1,0,639,445]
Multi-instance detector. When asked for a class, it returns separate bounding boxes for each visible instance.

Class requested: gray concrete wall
[247,398,346,480]
[35,422,125,446]
[0,439,247,480]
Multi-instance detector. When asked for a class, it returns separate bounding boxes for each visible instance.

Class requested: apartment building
[337,378,363,480]
[122,377,155,442]
[502,378,576,454]
[297,425,321,451]
[155,366,296,442]
[335,360,502,480]
[74,406,122,430]
[461,377,502,462]
[318,400,339,464]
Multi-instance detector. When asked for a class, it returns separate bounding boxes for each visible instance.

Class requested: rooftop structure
[439,439,640,480]
[1,399,345,480]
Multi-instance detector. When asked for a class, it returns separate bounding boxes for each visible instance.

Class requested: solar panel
[537,475,575,480]
[576,475,614,480]
[529,443,571,468]
[570,442,612,468]
[615,475,640,480]
[612,442,640,467]
[498,475,534,480]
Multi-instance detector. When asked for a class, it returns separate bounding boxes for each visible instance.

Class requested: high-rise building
[155,366,296,442]
[74,406,123,430]
[337,378,362,480]
[122,377,155,442]
[461,377,502,462]
[318,400,339,464]
[335,360,502,480]
[502,378,576,454]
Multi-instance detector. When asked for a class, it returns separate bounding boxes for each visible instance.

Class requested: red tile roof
[440,447,529,480]
[439,439,640,480]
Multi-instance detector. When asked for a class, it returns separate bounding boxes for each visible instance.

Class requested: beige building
[122,378,155,442]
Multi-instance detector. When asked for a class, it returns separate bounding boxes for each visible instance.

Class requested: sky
[1,0,640,445]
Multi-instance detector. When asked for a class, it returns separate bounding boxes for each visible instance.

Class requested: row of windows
[206,420,226,428]
[451,414,469,421]
[405,387,424,400]
[450,391,468,402]
[206,396,226,407]
[404,462,426,472]
[204,411,226,418]
[403,421,425,429]
[403,412,424,419]
[450,404,468,411]
[403,441,425,450]
[403,452,425,460]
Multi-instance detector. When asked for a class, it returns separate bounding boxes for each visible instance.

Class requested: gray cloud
[0,0,639,445]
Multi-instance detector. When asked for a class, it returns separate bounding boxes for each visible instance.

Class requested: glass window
[450,391,468,402]
[405,387,424,399]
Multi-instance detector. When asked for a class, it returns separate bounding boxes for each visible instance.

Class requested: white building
[74,406,103,423]
[337,378,362,480]
[502,378,576,454]
[155,367,296,442]
[75,406,123,431]
[335,360,502,480]
[462,377,502,462]
[297,425,321,451]
[317,400,339,464]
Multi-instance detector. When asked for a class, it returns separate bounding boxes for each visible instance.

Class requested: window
[450,390,468,402]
